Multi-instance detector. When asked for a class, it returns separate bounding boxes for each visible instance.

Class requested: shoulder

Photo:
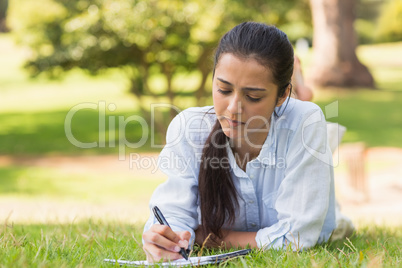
[165,106,216,146]
[274,97,325,131]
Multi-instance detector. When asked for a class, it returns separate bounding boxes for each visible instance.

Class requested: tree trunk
[195,46,214,106]
[0,0,8,32]
[196,68,209,107]
[309,0,374,88]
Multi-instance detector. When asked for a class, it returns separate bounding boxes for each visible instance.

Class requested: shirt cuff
[255,221,291,250]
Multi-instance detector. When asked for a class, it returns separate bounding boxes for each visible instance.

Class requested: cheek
[248,102,276,120]
[212,90,224,111]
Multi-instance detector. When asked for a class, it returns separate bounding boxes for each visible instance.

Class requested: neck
[229,130,269,162]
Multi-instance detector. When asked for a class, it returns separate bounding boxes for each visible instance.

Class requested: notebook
[104,248,252,266]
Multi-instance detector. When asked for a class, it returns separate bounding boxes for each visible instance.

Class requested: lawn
[1,221,401,267]
[314,90,402,147]
[0,164,162,202]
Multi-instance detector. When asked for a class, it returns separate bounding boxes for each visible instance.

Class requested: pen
[152,206,189,260]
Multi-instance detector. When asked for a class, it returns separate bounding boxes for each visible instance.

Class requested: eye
[217,88,231,95]
[247,95,262,102]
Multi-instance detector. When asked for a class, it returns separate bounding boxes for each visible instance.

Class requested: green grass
[0,222,401,267]
[0,109,164,155]
[0,165,163,202]
[314,90,402,147]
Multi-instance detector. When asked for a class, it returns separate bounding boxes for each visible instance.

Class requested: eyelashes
[247,96,262,102]
[217,88,231,95]
[217,88,262,102]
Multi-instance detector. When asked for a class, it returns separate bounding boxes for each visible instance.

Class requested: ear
[276,84,291,107]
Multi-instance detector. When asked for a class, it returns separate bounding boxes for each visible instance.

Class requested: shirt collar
[257,97,294,166]
[224,111,278,177]
[256,112,277,167]
[225,141,248,178]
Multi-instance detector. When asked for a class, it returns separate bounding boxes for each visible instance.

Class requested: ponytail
[198,120,239,240]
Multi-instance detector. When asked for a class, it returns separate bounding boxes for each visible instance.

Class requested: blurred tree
[9,0,311,135]
[355,0,385,44]
[375,0,402,42]
[309,0,374,88]
[0,0,8,32]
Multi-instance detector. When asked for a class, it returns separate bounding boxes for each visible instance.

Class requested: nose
[227,94,243,115]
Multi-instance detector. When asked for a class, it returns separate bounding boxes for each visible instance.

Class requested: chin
[222,128,241,140]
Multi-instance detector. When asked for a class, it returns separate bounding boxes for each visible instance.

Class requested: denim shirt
[143,97,336,250]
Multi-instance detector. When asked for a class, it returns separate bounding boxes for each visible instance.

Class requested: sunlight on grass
[0,165,163,202]
[358,41,402,69]
[0,109,163,155]
[314,89,402,147]
[372,67,402,91]
[0,69,137,113]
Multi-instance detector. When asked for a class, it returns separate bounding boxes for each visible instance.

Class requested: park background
[0,0,402,266]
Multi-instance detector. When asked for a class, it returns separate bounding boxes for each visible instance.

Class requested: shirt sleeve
[255,106,336,250]
[143,111,202,246]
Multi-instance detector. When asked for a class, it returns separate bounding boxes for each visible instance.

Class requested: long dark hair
[198,22,294,240]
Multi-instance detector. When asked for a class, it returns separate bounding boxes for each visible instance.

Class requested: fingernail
[178,240,188,248]
[174,246,181,252]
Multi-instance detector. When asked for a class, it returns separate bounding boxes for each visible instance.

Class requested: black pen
[152,206,189,260]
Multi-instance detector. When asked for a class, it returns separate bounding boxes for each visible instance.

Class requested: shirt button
[251,223,257,227]
[249,200,254,204]
[250,175,254,179]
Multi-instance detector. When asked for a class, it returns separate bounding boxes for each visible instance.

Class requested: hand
[142,224,191,263]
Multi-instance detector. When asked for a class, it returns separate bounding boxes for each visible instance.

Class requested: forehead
[215,53,275,86]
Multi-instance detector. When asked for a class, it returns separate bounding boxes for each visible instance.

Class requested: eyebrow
[217,77,266,92]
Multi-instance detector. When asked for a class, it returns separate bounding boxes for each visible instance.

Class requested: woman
[142,22,336,262]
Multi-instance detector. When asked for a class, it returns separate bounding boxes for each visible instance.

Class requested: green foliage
[0,222,401,266]
[355,19,376,44]
[375,0,402,42]
[8,0,311,98]
[7,0,312,134]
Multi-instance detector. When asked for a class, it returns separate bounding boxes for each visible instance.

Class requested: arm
[195,228,258,249]
[256,105,336,250]
[142,110,211,260]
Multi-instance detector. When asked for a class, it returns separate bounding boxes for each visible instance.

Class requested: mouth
[222,117,245,127]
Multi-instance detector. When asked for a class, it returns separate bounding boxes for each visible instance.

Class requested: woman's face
[212,53,288,144]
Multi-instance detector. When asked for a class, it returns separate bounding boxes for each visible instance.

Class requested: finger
[177,231,191,248]
[143,232,182,253]
[143,243,183,263]
[178,239,189,249]
[177,230,191,242]
[151,224,181,243]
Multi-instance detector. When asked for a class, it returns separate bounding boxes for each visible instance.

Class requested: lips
[224,117,245,128]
